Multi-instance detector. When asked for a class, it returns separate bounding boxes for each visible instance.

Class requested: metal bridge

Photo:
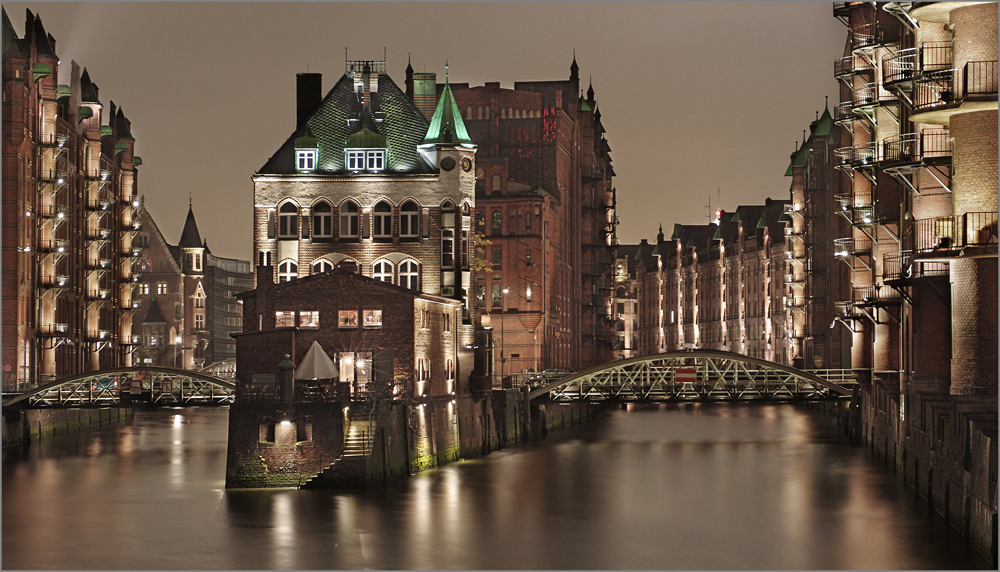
[527,350,859,402]
[1,367,236,408]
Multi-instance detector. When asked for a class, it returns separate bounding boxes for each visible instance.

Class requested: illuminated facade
[447,59,618,376]
[252,59,477,383]
[132,205,251,369]
[2,9,143,389]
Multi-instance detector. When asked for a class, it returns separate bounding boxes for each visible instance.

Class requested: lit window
[157,282,168,295]
[338,310,359,328]
[492,283,503,307]
[346,150,365,171]
[441,230,454,268]
[373,201,392,239]
[312,202,333,238]
[276,311,295,328]
[340,201,359,238]
[399,260,420,290]
[278,260,297,282]
[300,310,319,328]
[339,352,355,383]
[366,150,384,171]
[139,283,149,296]
[445,358,455,381]
[194,313,205,330]
[373,260,393,283]
[296,150,316,172]
[278,202,298,238]
[363,309,382,328]
[400,201,419,239]
[312,259,334,274]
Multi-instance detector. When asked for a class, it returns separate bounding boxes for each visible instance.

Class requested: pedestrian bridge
[2,367,235,408]
[527,350,859,402]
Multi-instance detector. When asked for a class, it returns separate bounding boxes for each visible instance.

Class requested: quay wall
[2,406,135,448]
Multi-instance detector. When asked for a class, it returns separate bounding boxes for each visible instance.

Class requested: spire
[79,67,99,104]
[178,202,203,248]
[421,64,472,146]
[570,50,579,82]
[586,77,595,105]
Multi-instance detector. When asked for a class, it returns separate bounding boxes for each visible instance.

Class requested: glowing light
[280,420,291,426]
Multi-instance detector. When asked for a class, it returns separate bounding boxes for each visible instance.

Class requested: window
[443,312,451,332]
[346,150,365,171]
[338,310,358,328]
[312,202,333,238]
[373,260,393,283]
[441,230,454,268]
[475,212,486,233]
[366,150,384,171]
[300,310,319,328]
[278,260,297,282]
[139,283,149,296]
[156,282,168,295]
[476,285,486,307]
[278,202,299,238]
[399,260,420,290]
[419,309,429,329]
[276,311,295,328]
[296,150,316,172]
[194,313,205,330]
[525,248,532,265]
[339,352,355,383]
[373,201,392,239]
[400,201,419,239]
[491,174,501,194]
[492,210,502,235]
[312,259,334,274]
[492,284,503,307]
[445,358,455,381]
[340,201,359,238]
[492,245,502,270]
[363,309,382,328]
[416,357,430,382]
[525,209,532,232]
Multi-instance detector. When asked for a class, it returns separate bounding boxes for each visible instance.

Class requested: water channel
[2,403,990,569]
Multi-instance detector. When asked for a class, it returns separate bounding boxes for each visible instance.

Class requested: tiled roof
[178,206,203,248]
[259,72,434,175]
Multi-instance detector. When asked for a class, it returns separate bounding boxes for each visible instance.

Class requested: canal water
[2,403,990,570]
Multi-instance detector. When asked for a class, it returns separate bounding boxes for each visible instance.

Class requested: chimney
[296,73,322,127]
[412,72,437,120]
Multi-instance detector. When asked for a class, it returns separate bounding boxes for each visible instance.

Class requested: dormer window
[296,150,316,172]
[345,148,385,173]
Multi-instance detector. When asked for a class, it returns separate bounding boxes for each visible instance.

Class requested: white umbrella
[295,340,338,380]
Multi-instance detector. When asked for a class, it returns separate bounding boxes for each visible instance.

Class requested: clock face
[441,156,456,171]
[462,157,472,172]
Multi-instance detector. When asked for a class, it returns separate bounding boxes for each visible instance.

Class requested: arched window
[485,107,490,120]
[278,259,298,282]
[339,201,359,239]
[372,260,393,283]
[491,174,501,194]
[501,108,506,119]
[400,201,419,239]
[399,260,420,290]
[278,202,298,238]
[478,106,483,120]
[466,106,472,120]
[312,201,332,238]
[373,201,392,240]
[312,259,334,274]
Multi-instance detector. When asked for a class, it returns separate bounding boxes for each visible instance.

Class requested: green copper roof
[114,141,128,155]
[712,225,723,240]
[784,138,812,177]
[651,243,661,255]
[101,125,113,137]
[32,62,52,82]
[77,107,93,120]
[579,96,592,113]
[422,79,472,146]
[133,157,142,166]
[294,133,318,148]
[813,107,834,138]
[778,212,792,222]
[346,126,386,149]
[670,223,683,240]
[2,8,23,57]
[756,213,768,229]
[57,85,71,99]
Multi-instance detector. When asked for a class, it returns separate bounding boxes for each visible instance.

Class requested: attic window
[345,149,385,173]
[296,150,316,172]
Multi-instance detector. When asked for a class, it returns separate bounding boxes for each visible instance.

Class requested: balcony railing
[911,212,999,252]
[834,101,855,123]
[86,330,112,341]
[835,144,878,169]
[38,238,68,253]
[834,236,873,257]
[86,289,111,300]
[851,18,904,51]
[882,129,952,166]
[914,61,998,113]
[883,43,953,86]
[39,274,70,287]
[883,252,949,282]
[38,323,69,336]
[852,82,897,109]
[852,284,901,306]
[87,258,112,270]
[956,60,998,100]
[86,227,112,241]
[835,54,873,78]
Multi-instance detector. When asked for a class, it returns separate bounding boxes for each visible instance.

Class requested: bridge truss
[2,367,236,408]
[528,350,859,402]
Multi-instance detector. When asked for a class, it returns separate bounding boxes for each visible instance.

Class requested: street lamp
[501,287,509,380]
[174,336,182,368]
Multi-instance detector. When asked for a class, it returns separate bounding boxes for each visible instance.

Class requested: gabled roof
[422,76,473,146]
[31,12,55,58]
[259,71,434,175]
[178,205,203,248]
[80,68,99,104]
[2,8,23,57]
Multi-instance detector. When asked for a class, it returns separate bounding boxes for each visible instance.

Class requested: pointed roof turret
[115,106,134,140]
[3,8,23,57]
[31,13,56,58]
[570,51,579,82]
[422,64,472,146]
[178,203,203,248]
[79,68,99,103]
[586,78,595,105]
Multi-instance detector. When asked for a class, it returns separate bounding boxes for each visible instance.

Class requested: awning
[295,340,338,380]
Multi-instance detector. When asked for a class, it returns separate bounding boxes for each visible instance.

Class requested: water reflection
[2,404,990,570]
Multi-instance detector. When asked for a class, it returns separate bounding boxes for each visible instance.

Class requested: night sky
[6,2,846,261]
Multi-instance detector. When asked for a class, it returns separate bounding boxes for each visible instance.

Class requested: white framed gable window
[296,150,316,172]
[366,150,385,171]
[347,150,365,171]
[345,148,386,172]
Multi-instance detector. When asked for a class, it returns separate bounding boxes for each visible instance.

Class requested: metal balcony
[883,251,948,282]
[835,54,873,79]
[85,330,112,341]
[38,323,69,336]
[883,43,953,87]
[852,82,898,111]
[38,238,69,253]
[911,212,998,255]
[87,258,112,270]
[834,144,878,169]
[86,289,111,301]
[39,274,70,288]
[881,129,951,168]
[86,227,112,241]
[852,284,901,306]
[850,18,904,52]
[834,236,873,258]
[834,101,855,124]
[913,61,998,115]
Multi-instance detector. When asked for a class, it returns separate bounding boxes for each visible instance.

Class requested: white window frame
[372,260,393,283]
[296,149,316,172]
[156,282,168,295]
[400,201,419,238]
[278,260,298,283]
[346,150,365,171]
[399,259,420,290]
[278,202,298,238]
[312,259,334,274]
[340,202,359,238]
[366,150,385,171]
[194,313,205,330]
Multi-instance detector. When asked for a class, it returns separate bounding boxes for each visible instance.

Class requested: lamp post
[501,287,509,380]
[174,336,182,369]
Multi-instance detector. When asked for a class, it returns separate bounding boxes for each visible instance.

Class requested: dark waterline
[2,403,990,570]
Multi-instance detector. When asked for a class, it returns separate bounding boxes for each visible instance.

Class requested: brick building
[132,204,251,369]
[831,1,997,556]
[444,59,618,376]
[2,8,144,389]
[252,59,478,385]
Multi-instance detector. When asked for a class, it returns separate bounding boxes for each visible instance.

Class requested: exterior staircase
[300,411,375,489]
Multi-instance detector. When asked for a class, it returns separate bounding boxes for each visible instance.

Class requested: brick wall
[950,257,998,396]
[952,110,999,215]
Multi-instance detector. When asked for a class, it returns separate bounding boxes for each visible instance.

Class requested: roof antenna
[445,59,449,82]
[384,47,386,63]
[189,193,192,209]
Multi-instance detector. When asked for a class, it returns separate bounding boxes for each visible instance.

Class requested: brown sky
[6,2,846,260]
